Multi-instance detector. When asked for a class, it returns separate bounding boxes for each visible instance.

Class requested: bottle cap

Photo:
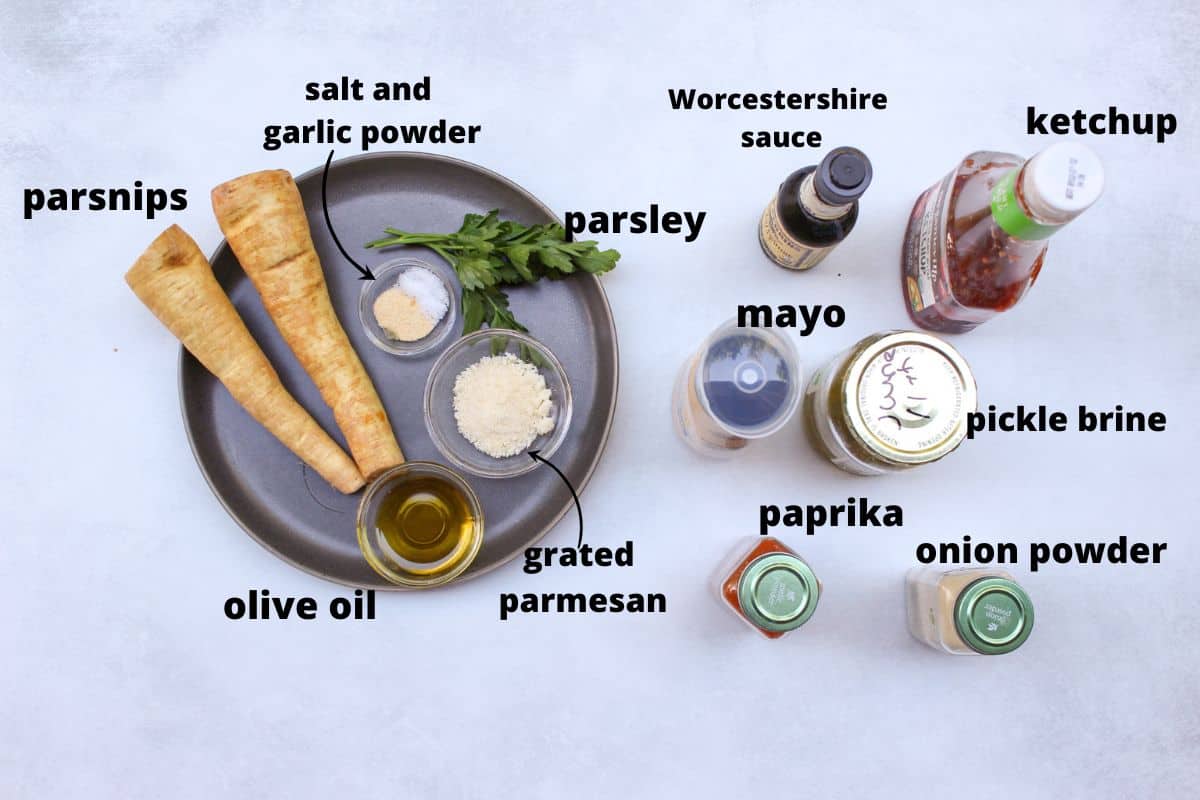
[737,552,820,633]
[814,147,873,206]
[1021,141,1104,224]
[697,320,802,439]
[954,577,1035,655]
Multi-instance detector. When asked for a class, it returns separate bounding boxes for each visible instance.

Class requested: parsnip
[125,225,365,493]
[211,170,403,479]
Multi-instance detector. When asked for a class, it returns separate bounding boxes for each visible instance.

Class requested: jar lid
[697,320,802,439]
[841,331,977,467]
[954,577,1035,655]
[737,553,820,633]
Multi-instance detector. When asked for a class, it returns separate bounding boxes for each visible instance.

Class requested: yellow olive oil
[373,473,478,576]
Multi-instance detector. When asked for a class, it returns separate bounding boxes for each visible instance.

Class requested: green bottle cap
[954,577,1035,655]
[737,553,820,633]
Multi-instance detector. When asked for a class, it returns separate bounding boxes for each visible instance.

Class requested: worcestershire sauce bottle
[759,146,873,271]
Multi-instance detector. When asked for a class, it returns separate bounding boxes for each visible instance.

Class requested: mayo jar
[672,319,802,458]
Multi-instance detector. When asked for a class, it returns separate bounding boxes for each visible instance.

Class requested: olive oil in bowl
[357,462,484,588]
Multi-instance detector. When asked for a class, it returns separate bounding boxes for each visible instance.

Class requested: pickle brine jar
[672,319,802,457]
[905,566,1035,655]
[803,330,977,475]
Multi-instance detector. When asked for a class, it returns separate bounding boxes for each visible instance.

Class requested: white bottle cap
[1021,141,1105,225]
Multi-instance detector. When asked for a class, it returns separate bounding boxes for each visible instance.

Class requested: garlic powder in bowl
[359,258,458,356]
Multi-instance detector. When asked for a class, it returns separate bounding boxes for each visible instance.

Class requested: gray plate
[180,152,619,589]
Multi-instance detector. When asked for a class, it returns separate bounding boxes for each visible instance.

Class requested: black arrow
[528,450,582,548]
[321,150,375,280]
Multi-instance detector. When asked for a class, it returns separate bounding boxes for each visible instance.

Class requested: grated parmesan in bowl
[453,353,555,458]
[424,329,573,478]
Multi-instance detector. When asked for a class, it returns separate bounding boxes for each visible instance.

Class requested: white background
[3,1,1198,797]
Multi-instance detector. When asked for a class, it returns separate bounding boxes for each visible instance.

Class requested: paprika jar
[715,537,821,639]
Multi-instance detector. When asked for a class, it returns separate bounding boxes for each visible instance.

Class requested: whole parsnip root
[125,225,365,494]
[211,170,404,479]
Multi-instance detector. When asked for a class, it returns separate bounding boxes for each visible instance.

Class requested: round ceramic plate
[180,152,619,588]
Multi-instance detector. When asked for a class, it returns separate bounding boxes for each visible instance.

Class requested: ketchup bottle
[901,142,1104,333]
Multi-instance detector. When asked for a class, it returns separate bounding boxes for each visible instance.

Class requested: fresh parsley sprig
[365,210,620,337]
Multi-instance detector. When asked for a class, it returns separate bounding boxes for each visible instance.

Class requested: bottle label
[672,354,747,456]
[904,171,954,314]
[989,170,1060,240]
[806,361,888,476]
[758,197,832,270]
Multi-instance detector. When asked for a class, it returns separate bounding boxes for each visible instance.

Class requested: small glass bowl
[424,329,573,479]
[356,462,485,589]
[358,257,458,357]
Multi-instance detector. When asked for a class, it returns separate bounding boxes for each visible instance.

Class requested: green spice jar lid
[737,553,820,633]
[954,577,1035,655]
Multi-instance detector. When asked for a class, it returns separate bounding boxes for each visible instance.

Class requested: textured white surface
[3,1,1198,797]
